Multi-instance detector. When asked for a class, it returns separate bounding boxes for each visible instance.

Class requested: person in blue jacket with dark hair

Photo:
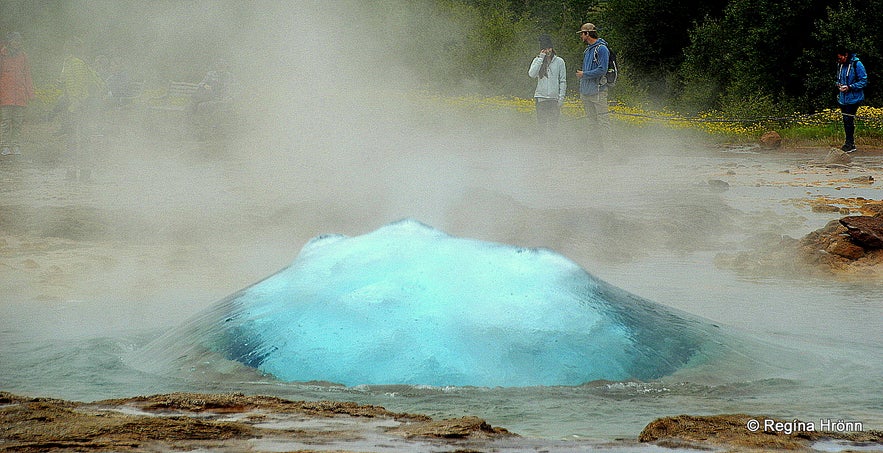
[836,48,868,153]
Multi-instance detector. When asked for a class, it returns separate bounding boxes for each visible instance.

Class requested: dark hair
[587,30,599,39]
[539,49,556,79]
[835,47,851,56]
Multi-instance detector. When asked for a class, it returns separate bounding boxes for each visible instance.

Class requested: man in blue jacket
[576,23,612,152]
[836,49,868,153]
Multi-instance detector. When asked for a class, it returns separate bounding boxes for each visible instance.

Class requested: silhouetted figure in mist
[104,56,135,107]
[0,32,35,156]
[189,59,238,135]
[55,38,104,181]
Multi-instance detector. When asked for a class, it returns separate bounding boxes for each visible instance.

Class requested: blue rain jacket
[837,54,868,105]
[580,38,609,95]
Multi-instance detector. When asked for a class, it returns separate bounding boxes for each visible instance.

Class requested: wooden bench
[119,80,145,102]
[107,79,145,108]
[148,81,199,112]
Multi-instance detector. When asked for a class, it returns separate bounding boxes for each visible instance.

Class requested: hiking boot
[841,144,857,153]
[0,147,9,156]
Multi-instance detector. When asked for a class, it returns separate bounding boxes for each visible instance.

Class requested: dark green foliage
[409,0,883,115]
[3,0,880,115]
[603,0,727,76]
[803,0,883,109]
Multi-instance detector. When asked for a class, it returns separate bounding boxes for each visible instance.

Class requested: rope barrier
[557,104,883,134]
[605,108,866,124]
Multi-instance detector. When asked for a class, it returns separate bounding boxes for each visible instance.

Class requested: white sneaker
[12,146,21,155]
[0,147,10,156]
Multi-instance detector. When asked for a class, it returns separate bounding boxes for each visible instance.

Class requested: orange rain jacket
[0,46,35,106]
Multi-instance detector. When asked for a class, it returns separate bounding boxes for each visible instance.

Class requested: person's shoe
[0,147,10,156]
[841,144,857,153]
[12,146,21,155]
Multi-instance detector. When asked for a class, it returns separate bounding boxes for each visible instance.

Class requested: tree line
[363,0,881,116]
[2,0,878,117]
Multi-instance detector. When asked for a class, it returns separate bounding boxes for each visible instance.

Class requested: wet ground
[1,117,882,451]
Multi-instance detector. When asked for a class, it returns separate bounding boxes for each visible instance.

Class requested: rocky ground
[3,391,881,452]
[715,179,883,279]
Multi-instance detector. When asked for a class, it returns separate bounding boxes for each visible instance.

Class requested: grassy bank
[423,92,883,149]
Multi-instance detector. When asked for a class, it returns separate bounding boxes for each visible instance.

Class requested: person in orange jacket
[0,32,35,156]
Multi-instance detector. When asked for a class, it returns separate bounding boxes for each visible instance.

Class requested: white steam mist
[4,1,730,337]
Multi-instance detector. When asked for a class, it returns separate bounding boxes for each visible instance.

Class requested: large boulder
[840,216,883,249]
[759,130,782,149]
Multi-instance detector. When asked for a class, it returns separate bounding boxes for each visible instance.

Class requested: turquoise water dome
[142,220,719,387]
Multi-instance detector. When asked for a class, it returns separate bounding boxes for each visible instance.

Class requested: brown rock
[640,414,883,451]
[718,217,883,278]
[849,175,875,184]
[826,238,865,259]
[865,203,883,217]
[811,204,843,213]
[824,147,852,164]
[391,415,514,439]
[840,216,883,249]
[759,130,782,149]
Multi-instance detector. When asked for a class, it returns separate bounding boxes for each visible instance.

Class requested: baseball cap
[577,23,597,33]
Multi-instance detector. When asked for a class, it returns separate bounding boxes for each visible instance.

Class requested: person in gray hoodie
[528,34,566,131]
[576,23,611,151]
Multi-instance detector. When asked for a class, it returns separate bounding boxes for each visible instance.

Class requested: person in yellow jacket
[55,38,104,181]
[58,38,104,116]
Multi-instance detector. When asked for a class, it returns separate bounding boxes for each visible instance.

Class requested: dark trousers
[535,98,560,131]
[840,102,861,147]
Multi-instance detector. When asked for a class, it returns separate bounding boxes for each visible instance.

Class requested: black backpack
[594,44,618,86]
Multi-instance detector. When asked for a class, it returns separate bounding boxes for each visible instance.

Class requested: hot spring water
[1,148,880,444]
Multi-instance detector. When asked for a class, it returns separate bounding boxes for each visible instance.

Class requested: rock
[865,203,883,217]
[824,147,852,164]
[640,414,883,451]
[811,204,844,214]
[391,416,513,439]
[717,217,883,278]
[840,216,883,249]
[706,179,730,192]
[759,130,782,149]
[826,238,865,259]
[849,175,875,184]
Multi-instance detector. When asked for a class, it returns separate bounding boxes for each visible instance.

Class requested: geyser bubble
[135,219,722,387]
